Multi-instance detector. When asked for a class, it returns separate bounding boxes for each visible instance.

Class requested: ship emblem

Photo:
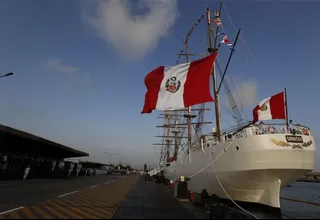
[271,138,313,149]
[259,103,268,111]
[165,77,181,93]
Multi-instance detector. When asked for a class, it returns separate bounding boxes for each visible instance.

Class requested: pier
[0,175,136,219]
[0,124,318,219]
[0,172,319,219]
[296,172,320,183]
[0,124,200,219]
[0,175,200,219]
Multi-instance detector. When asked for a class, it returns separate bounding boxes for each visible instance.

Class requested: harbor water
[281,182,320,219]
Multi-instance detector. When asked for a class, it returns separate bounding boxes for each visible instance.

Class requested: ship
[143,2,316,213]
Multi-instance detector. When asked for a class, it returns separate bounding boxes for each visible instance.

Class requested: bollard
[177,180,189,200]
[189,190,195,201]
[169,180,174,189]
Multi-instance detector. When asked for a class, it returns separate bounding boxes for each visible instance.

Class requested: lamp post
[104,152,119,166]
[0,72,13,78]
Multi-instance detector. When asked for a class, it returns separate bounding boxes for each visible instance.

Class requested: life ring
[268,126,276,134]
[302,127,310,136]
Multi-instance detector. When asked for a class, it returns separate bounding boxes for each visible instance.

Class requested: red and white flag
[141,53,218,114]
[253,91,286,123]
[220,35,231,44]
[209,18,221,26]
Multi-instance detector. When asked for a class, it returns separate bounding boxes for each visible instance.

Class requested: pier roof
[0,124,89,159]
[79,161,108,169]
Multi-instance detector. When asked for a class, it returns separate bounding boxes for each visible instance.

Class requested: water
[281,182,320,219]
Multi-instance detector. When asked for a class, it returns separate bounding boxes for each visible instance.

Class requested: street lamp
[104,152,119,165]
[0,72,13,78]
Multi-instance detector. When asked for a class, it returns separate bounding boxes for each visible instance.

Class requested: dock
[112,177,196,219]
[0,175,136,219]
[0,124,203,219]
[0,174,199,219]
[296,172,320,183]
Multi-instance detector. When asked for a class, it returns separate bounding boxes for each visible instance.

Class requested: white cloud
[82,0,179,61]
[47,58,79,73]
[233,80,257,108]
[45,58,94,96]
[222,75,258,115]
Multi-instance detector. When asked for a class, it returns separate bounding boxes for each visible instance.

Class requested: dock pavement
[0,175,198,219]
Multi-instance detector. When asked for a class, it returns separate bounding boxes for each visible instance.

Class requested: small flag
[208,11,221,26]
[220,35,231,44]
[210,18,221,26]
[217,32,226,36]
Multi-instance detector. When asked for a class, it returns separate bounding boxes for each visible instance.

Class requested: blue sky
[0,0,319,169]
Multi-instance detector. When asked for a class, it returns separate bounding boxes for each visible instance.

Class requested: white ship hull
[164,134,316,208]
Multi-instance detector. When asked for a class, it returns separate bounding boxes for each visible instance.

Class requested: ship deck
[0,175,198,219]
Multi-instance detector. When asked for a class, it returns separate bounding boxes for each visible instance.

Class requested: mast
[169,7,218,160]
[206,2,241,140]
[217,29,241,94]
[165,111,171,163]
[185,44,193,161]
[154,110,189,163]
[173,111,180,161]
[206,5,222,141]
[284,88,289,131]
[154,111,171,164]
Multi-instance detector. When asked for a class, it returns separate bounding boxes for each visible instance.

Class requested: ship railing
[191,123,312,151]
[236,123,312,137]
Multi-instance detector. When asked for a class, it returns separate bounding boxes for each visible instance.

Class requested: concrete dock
[0,175,198,219]
[0,175,138,219]
[112,178,196,219]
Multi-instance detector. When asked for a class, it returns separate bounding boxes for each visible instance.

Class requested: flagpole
[284,88,289,132]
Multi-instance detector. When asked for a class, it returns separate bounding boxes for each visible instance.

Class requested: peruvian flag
[253,91,286,123]
[220,35,231,44]
[141,53,217,114]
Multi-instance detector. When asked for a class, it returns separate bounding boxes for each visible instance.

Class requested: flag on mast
[141,53,218,114]
[253,91,286,123]
[220,35,231,44]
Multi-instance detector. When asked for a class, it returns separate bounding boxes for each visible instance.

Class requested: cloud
[47,58,79,73]
[82,0,179,61]
[233,80,257,108]
[222,75,258,116]
[45,58,94,96]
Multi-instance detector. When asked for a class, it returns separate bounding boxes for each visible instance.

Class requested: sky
[0,0,319,170]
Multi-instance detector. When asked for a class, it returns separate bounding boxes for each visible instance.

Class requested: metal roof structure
[0,124,89,158]
[79,160,109,169]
